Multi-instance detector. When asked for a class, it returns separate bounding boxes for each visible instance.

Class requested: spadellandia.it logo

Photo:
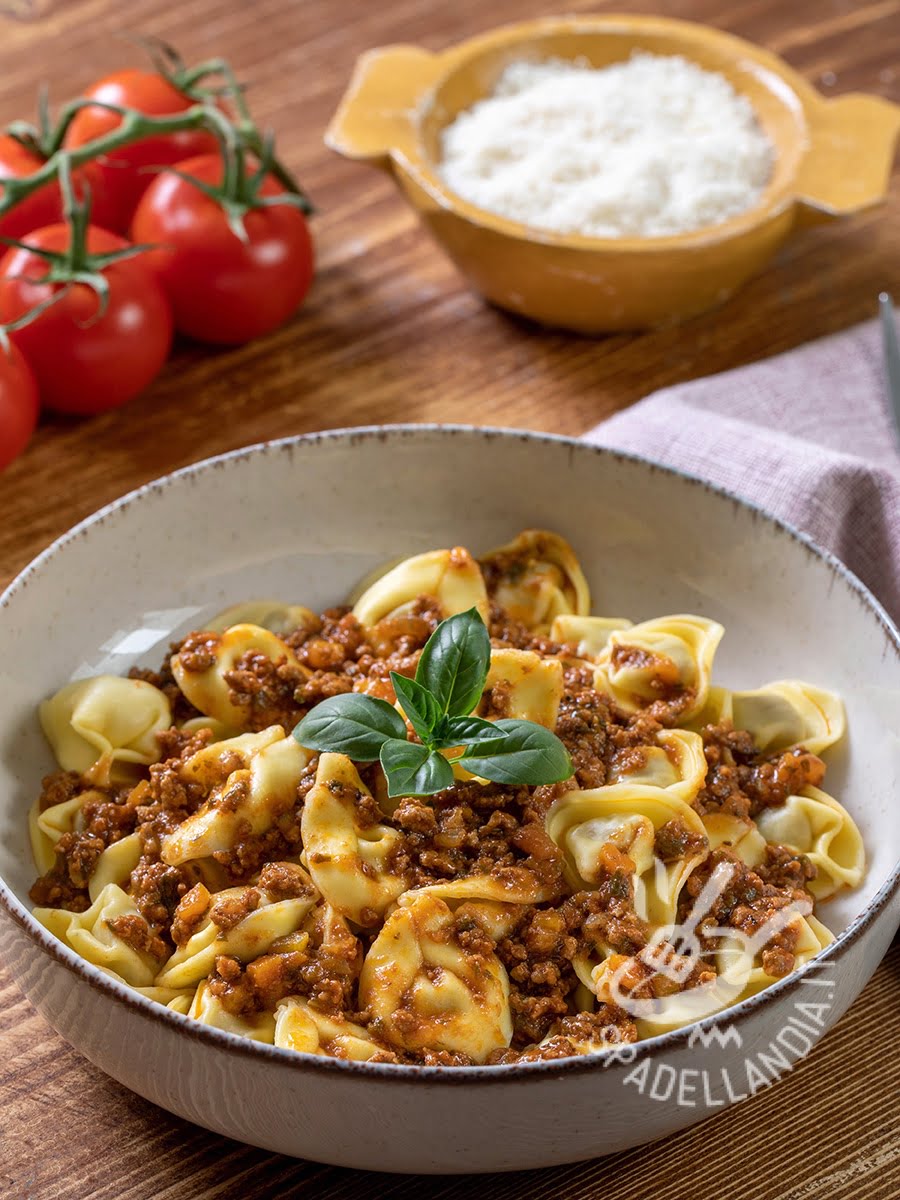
[596,858,838,1110]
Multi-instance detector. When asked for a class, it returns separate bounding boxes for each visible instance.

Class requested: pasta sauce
[27,531,865,1065]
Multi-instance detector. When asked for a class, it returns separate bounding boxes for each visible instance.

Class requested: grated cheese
[438,53,775,239]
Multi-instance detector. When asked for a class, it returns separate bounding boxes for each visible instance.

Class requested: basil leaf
[380,739,455,798]
[293,693,407,760]
[416,607,491,718]
[433,714,507,749]
[390,672,441,743]
[461,719,573,786]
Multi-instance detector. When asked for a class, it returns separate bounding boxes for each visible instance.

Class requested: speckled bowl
[0,427,898,1172]
[326,15,900,331]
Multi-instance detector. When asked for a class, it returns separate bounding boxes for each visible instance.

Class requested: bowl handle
[325,46,441,164]
[794,93,900,219]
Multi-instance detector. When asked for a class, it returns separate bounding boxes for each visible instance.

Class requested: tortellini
[478,648,563,729]
[189,981,277,1042]
[754,786,865,899]
[156,874,318,989]
[171,623,309,728]
[729,680,846,756]
[479,530,590,631]
[28,786,102,875]
[300,753,407,925]
[594,615,724,720]
[40,675,171,775]
[89,832,143,901]
[351,546,489,627]
[607,729,707,804]
[34,883,163,987]
[547,784,709,926]
[275,999,389,1060]
[359,892,512,1062]
[204,601,317,637]
[549,614,633,660]
[699,813,766,868]
[715,913,835,1005]
[162,726,313,865]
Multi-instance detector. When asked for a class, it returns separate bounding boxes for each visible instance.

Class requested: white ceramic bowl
[0,427,898,1173]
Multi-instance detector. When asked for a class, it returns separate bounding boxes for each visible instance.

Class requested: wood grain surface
[0,0,898,1196]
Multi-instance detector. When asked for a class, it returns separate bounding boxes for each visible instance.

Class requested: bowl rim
[397,13,812,252]
[2,423,898,1085]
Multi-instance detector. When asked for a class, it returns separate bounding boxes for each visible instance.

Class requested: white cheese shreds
[438,53,774,239]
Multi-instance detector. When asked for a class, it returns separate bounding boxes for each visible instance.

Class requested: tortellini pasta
[89,832,143,901]
[549,614,633,660]
[714,913,835,1005]
[699,813,766,868]
[359,892,512,1062]
[607,729,707,804]
[754,786,865,899]
[171,623,309,728]
[479,530,590,631]
[189,981,277,1042]
[34,883,163,987]
[40,675,171,775]
[594,615,724,720]
[478,648,563,729]
[162,726,313,865]
[351,546,489,627]
[729,680,846,756]
[205,601,317,637]
[156,874,318,989]
[547,784,709,926]
[274,999,389,1060]
[300,752,407,925]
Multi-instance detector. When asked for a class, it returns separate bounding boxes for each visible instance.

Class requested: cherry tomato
[0,135,118,240]
[64,69,218,232]
[131,153,314,344]
[0,341,39,469]
[0,224,173,415]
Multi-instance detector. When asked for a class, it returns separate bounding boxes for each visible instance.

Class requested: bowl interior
[419,19,808,236]
[1,429,898,956]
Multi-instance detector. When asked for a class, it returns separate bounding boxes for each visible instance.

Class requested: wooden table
[1,0,898,1195]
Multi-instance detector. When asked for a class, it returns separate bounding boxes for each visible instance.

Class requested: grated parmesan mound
[438,53,775,239]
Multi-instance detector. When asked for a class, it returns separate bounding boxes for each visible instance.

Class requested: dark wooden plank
[1,1,898,1195]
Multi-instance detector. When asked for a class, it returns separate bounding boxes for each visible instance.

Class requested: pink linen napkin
[583,320,900,625]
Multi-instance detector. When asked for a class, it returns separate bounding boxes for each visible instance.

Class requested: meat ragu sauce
[28,560,861,1067]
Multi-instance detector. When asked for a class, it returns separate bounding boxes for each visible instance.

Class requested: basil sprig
[292,608,572,797]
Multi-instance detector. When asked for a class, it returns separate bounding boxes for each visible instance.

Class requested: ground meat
[223,651,308,732]
[755,842,818,892]
[496,906,580,1045]
[654,818,708,864]
[561,845,649,958]
[489,1005,638,1063]
[210,887,260,932]
[695,722,826,818]
[105,913,168,960]
[679,848,812,977]
[257,862,316,901]
[171,882,212,946]
[555,683,612,790]
[130,858,200,940]
[389,781,565,897]
[36,770,81,813]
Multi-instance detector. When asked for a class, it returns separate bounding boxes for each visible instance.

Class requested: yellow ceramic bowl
[326,14,900,332]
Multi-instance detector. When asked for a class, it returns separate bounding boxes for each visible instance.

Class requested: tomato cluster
[0,55,314,470]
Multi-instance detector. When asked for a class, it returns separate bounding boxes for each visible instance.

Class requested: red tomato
[0,224,173,415]
[131,153,314,344]
[0,135,118,239]
[0,341,39,469]
[63,69,218,232]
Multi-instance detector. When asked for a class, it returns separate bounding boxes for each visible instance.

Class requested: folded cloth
[583,320,900,625]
